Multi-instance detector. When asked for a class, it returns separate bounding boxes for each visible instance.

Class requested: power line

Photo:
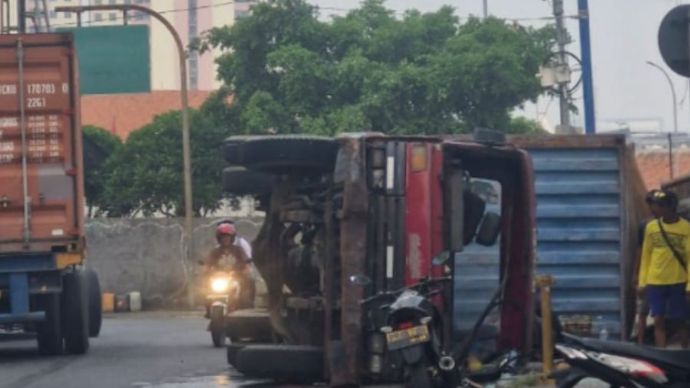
[47,1,235,29]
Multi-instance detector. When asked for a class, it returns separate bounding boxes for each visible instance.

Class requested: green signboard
[59,25,150,94]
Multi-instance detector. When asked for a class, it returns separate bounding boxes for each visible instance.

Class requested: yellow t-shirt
[638,218,690,291]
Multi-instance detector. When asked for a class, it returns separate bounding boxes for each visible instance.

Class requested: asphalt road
[0,311,271,388]
[0,311,609,388]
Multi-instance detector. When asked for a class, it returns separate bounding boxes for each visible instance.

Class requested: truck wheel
[235,345,324,383]
[86,269,102,337]
[36,294,63,355]
[226,136,338,173]
[210,306,226,348]
[62,271,90,354]
[226,343,247,366]
[222,167,274,196]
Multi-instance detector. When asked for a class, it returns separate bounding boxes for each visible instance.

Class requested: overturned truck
[222,134,536,386]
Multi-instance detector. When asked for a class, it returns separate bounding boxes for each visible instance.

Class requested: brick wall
[636,150,690,189]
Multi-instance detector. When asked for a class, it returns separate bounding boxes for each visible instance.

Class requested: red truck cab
[221,133,536,386]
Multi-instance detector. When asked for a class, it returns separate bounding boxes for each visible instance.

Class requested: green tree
[507,117,547,135]
[82,125,122,217]
[101,110,229,217]
[198,0,555,135]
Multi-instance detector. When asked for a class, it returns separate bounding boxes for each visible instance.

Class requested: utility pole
[552,0,571,133]
[578,0,596,134]
[483,0,488,19]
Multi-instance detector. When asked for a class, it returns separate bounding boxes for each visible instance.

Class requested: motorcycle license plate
[385,325,430,350]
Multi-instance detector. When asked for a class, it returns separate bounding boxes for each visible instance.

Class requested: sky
[307,0,690,133]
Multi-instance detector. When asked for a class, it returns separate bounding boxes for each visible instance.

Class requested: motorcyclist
[217,219,252,260]
[204,223,254,309]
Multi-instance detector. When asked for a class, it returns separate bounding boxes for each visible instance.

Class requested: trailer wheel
[235,345,324,383]
[62,271,90,354]
[36,294,63,355]
[86,269,102,337]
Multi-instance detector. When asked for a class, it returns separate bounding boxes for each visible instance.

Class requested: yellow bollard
[536,275,555,377]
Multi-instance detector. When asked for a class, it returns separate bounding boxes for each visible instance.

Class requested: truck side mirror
[475,211,501,246]
[463,190,486,245]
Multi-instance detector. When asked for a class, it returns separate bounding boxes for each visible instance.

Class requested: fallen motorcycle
[553,325,690,387]
[353,274,460,387]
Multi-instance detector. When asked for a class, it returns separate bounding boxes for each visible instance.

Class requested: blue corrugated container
[454,135,646,340]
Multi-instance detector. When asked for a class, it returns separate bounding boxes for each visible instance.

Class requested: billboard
[59,25,151,94]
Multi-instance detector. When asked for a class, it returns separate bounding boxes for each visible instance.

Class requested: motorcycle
[552,320,690,387]
[205,267,240,347]
[352,275,461,387]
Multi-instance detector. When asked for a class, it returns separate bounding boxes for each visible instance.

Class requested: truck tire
[36,294,63,355]
[86,269,102,337]
[235,344,324,383]
[226,343,247,366]
[223,135,254,164]
[226,136,338,173]
[62,271,90,354]
[222,167,274,196]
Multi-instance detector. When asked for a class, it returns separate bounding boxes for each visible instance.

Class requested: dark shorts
[645,283,689,320]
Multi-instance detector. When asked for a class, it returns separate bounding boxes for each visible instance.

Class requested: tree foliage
[198,0,556,135]
[82,125,121,217]
[100,110,229,217]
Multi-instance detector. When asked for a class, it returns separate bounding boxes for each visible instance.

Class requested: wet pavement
[0,310,611,388]
[0,311,274,388]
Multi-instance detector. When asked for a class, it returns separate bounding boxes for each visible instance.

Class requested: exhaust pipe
[439,355,456,371]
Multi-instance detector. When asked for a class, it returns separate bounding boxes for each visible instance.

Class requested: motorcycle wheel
[210,307,226,348]
[405,363,432,388]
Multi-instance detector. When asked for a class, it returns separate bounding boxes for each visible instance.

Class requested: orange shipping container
[0,33,85,255]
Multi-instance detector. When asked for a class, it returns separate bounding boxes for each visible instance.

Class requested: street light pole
[57,4,195,304]
[646,60,678,133]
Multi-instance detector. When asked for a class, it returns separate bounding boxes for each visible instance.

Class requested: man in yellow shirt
[639,190,690,348]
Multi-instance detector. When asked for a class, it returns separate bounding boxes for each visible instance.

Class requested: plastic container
[102,292,115,313]
[128,291,142,312]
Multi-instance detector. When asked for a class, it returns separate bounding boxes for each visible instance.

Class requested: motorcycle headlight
[211,277,230,293]
[591,352,668,384]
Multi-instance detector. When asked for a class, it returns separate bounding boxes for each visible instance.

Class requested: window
[63,11,72,18]
[95,0,102,4]
[49,11,57,18]
[109,0,116,4]
[235,10,250,19]
[94,14,103,22]
[109,12,117,21]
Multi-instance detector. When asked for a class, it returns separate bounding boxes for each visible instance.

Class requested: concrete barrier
[85,217,263,307]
